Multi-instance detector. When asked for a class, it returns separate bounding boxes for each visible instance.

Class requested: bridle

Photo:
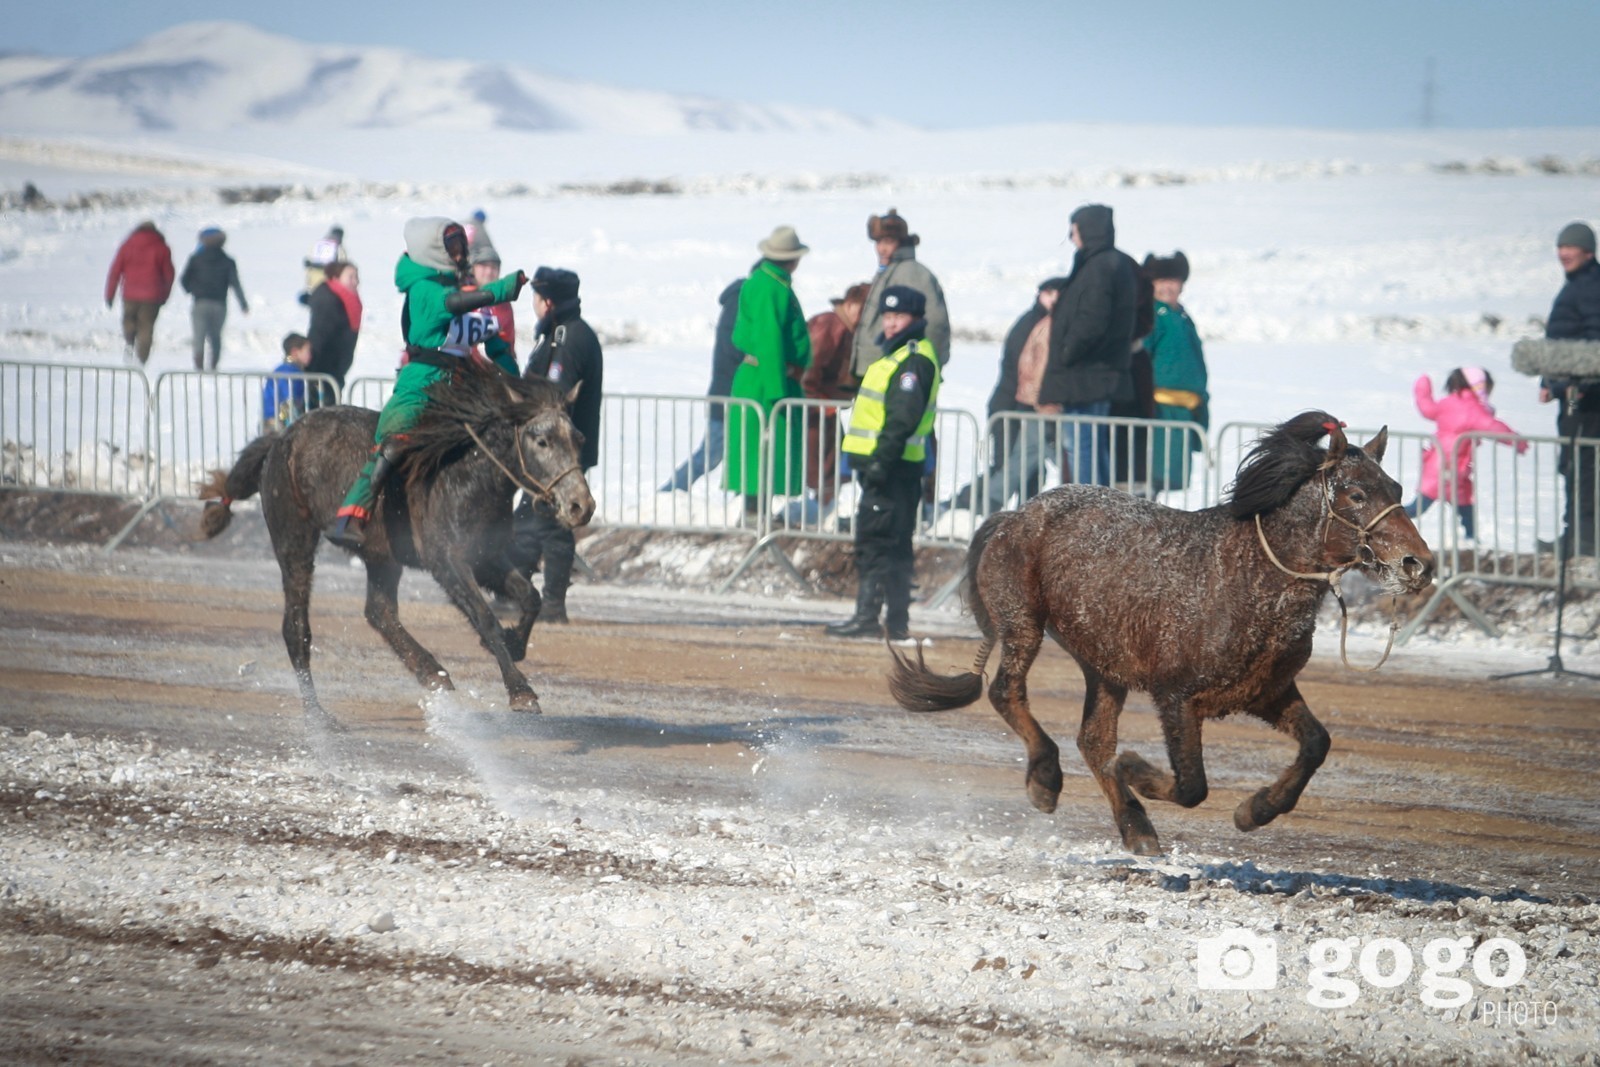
[1253,466,1406,672]
[461,420,582,507]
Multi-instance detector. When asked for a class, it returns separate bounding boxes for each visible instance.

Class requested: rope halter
[461,420,582,508]
[1253,466,1406,673]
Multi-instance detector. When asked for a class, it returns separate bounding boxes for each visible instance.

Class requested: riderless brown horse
[888,412,1433,855]
[199,359,593,726]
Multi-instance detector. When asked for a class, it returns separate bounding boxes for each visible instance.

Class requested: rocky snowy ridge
[0,21,882,136]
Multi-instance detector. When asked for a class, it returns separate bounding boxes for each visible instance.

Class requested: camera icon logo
[1196,929,1279,990]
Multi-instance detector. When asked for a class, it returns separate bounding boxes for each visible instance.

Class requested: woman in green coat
[724,226,812,512]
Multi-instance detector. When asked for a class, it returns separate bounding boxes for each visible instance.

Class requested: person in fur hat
[849,209,951,383]
[1139,251,1208,493]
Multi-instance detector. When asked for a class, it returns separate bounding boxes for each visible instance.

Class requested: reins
[1253,471,1405,672]
[461,421,581,507]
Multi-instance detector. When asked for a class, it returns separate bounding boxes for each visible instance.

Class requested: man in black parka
[509,267,603,622]
[1038,204,1137,486]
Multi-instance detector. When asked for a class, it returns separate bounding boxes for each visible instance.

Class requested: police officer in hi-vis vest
[827,285,941,641]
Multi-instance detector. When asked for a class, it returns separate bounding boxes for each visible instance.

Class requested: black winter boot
[825,570,884,638]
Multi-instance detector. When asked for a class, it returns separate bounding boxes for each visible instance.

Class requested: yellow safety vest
[842,339,941,462]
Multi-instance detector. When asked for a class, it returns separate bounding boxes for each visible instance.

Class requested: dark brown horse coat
[890,411,1434,855]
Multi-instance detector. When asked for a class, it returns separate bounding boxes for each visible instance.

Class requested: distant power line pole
[1421,57,1437,128]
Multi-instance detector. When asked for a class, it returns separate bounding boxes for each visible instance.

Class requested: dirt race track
[2,531,1599,1066]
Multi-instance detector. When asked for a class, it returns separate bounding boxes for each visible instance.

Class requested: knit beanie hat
[1557,221,1596,253]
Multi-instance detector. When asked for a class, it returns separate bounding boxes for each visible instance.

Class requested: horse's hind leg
[1104,694,1209,855]
[1074,668,1160,855]
[1235,683,1330,833]
[987,624,1061,813]
[363,558,454,692]
[275,531,343,732]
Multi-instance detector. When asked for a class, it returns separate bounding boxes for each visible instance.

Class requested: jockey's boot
[825,570,883,638]
[323,449,397,550]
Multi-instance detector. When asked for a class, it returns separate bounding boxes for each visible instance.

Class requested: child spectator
[262,333,312,435]
[1406,367,1526,540]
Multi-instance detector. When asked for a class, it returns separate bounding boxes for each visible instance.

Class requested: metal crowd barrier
[4,356,1593,644]
[107,369,340,549]
[342,376,395,411]
[980,411,1213,514]
[1400,431,1599,640]
[715,398,986,594]
[598,393,767,540]
[0,361,153,498]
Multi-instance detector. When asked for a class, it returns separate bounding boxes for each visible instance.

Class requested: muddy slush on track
[2,519,1598,1065]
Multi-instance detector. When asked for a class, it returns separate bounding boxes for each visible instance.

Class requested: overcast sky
[8,0,1598,129]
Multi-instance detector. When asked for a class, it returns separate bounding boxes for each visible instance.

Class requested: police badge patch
[897,371,918,392]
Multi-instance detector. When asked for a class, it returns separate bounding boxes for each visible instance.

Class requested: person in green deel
[724,225,812,523]
[324,217,527,549]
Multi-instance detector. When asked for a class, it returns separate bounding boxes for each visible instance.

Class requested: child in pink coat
[1404,367,1526,539]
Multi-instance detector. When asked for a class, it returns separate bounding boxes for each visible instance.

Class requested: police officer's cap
[879,285,926,317]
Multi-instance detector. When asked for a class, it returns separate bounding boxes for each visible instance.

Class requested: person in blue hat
[828,284,941,641]
[180,226,248,370]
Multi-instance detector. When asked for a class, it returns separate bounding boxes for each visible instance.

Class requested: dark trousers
[508,495,576,600]
[1558,411,1600,556]
[855,462,922,632]
[121,300,161,364]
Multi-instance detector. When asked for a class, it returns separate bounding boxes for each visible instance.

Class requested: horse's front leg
[364,557,454,692]
[1235,683,1330,832]
[433,551,541,713]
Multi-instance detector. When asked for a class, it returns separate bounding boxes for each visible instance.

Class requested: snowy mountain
[0,21,882,136]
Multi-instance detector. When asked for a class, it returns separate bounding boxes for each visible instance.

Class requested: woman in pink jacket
[1404,367,1525,540]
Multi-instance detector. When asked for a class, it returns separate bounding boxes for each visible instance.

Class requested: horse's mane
[401,359,567,483]
[1226,410,1346,519]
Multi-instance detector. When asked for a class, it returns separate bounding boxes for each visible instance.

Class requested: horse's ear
[565,380,583,407]
[1365,426,1389,464]
[1319,419,1349,470]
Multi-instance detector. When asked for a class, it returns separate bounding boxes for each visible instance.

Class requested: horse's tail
[886,511,1009,714]
[197,435,276,540]
[962,511,1009,641]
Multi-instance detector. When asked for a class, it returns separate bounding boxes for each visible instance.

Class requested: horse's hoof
[1025,779,1059,814]
[1125,833,1164,857]
[303,704,348,734]
[1234,791,1275,832]
[423,671,454,693]
[509,690,542,714]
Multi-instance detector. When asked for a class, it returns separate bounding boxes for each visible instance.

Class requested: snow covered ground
[3,120,1600,1063]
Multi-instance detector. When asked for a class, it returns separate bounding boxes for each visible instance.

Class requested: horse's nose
[1402,550,1434,586]
[566,491,595,526]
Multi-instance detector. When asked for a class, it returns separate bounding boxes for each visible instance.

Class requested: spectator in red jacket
[105,221,176,367]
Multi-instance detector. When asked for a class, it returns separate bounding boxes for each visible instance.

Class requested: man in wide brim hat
[758,225,810,262]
